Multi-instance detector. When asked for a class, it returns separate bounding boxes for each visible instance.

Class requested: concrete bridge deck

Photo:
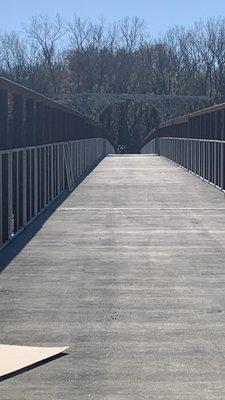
[1,155,225,399]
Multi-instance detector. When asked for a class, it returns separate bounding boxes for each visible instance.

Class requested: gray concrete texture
[1,155,225,399]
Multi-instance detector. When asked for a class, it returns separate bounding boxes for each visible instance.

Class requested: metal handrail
[0,75,115,151]
[0,138,114,250]
[141,137,225,192]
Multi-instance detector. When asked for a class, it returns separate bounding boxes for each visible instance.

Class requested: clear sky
[1,0,225,36]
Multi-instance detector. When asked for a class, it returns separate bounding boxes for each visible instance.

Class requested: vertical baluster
[0,152,2,246]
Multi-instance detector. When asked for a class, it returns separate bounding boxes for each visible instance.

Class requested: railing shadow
[0,352,68,382]
[0,157,103,273]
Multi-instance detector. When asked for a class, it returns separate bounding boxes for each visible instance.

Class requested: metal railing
[0,138,114,250]
[0,76,115,251]
[0,76,114,150]
[141,137,225,191]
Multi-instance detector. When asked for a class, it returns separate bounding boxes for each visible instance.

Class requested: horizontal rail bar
[0,138,108,155]
[155,138,225,144]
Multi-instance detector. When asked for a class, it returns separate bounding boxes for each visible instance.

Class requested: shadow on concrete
[0,157,103,273]
[0,352,68,382]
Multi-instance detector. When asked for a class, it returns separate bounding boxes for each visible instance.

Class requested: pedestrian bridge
[1,77,225,399]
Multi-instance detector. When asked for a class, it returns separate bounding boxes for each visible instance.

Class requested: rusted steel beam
[142,98,225,149]
[0,89,8,150]
[0,76,91,121]
[0,76,114,150]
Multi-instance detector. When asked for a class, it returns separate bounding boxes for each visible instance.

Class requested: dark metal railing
[0,77,115,250]
[142,138,224,191]
[141,101,225,191]
[0,76,114,150]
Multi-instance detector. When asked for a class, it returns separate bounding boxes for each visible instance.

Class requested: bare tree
[26,14,66,94]
[0,32,27,82]
[120,17,146,52]
[1,14,223,101]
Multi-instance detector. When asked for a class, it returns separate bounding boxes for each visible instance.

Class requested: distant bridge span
[57,92,211,121]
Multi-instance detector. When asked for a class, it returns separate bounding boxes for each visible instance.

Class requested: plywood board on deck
[0,345,68,377]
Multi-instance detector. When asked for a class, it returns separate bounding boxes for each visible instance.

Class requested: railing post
[221,110,225,190]
[221,142,224,190]
[7,151,13,239]
[0,153,2,246]
[22,149,27,226]
[155,138,160,155]
[34,147,38,216]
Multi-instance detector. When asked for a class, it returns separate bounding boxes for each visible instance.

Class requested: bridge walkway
[1,155,225,399]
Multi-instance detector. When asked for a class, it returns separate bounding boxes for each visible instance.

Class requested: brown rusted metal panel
[12,94,23,148]
[25,98,35,146]
[0,89,8,150]
[0,76,114,149]
[36,102,44,145]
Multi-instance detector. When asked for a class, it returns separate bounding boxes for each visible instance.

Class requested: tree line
[1,14,225,101]
[0,14,223,152]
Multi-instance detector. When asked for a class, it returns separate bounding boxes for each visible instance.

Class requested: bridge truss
[56,93,211,121]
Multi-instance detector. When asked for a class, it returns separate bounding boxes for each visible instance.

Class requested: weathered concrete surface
[1,155,225,399]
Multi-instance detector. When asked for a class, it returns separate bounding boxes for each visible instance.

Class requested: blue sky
[1,0,225,36]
